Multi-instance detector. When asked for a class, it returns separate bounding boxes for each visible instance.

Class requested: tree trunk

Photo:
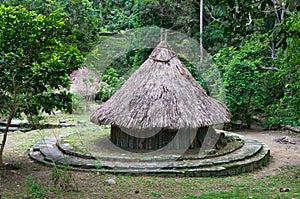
[245,93,253,129]
[0,105,16,166]
[199,0,203,63]
[284,125,300,133]
[0,87,17,166]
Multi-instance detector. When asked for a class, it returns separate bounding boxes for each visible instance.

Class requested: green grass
[60,125,110,155]
[179,168,300,199]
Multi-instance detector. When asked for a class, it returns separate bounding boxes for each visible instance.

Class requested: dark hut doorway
[110,125,208,150]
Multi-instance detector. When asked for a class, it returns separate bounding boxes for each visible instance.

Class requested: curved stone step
[34,138,261,169]
[30,132,270,176]
[31,144,269,177]
[83,144,270,177]
[34,133,263,170]
[56,134,245,162]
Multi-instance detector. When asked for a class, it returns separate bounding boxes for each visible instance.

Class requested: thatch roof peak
[91,41,231,129]
[149,41,176,62]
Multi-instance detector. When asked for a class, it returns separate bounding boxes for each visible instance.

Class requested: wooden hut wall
[110,125,177,150]
[110,125,209,150]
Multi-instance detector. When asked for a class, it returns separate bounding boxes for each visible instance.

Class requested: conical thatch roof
[91,41,230,129]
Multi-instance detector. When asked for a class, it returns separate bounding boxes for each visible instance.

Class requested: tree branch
[284,125,300,133]
[17,73,37,90]
[246,12,252,26]
[260,66,280,71]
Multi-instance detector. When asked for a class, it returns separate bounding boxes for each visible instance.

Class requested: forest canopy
[0,0,299,128]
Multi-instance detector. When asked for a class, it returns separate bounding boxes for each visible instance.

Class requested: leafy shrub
[25,175,46,198]
[212,38,266,128]
[265,13,300,127]
[96,68,124,102]
[71,93,85,114]
[51,165,73,190]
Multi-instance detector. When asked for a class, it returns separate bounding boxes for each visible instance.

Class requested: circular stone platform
[29,131,270,177]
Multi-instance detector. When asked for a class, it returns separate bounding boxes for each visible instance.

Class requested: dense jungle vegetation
[0,0,299,164]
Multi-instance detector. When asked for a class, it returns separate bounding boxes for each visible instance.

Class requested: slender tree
[0,5,83,165]
[199,0,203,62]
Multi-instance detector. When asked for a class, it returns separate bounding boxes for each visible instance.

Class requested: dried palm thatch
[91,41,231,129]
[70,67,100,101]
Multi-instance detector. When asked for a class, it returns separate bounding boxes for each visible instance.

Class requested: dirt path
[235,128,300,176]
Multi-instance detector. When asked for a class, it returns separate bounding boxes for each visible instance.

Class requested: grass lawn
[0,113,299,199]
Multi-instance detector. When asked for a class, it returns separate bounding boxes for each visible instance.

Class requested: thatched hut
[91,41,231,150]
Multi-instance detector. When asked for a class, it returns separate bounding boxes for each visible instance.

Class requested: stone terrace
[30,132,270,177]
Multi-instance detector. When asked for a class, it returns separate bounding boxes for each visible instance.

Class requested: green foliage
[208,0,299,52]
[99,0,199,36]
[98,49,153,100]
[210,0,276,35]
[0,5,83,164]
[117,49,153,75]
[57,0,101,54]
[267,12,300,126]
[51,164,75,190]
[100,0,141,31]
[185,62,209,94]
[0,5,83,117]
[25,175,46,198]
[202,26,228,54]
[96,68,124,102]
[213,37,266,127]
[213,9,299,128]
[71,93,85,114]
[1,0,101,54]
[0,0,297,130]
[97,82,112,102]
